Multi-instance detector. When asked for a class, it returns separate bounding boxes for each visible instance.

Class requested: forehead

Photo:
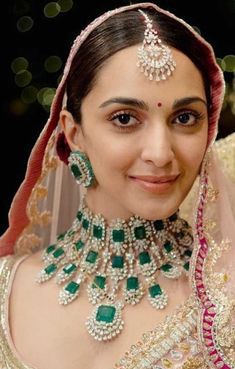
[83,45,206,107]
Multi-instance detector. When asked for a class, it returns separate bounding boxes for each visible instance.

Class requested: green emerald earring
[68,151,95,188]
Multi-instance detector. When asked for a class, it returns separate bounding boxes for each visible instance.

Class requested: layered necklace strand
[36,199,193,341]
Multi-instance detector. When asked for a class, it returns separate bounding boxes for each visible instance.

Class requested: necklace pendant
[55,263,78,284]
[87,274,107,304]
[160,263,182,279]
[148,283,168,309]
[86,301,124,341]
[36,263,58,283]
[59,280,80,305]
[124,276,144,305]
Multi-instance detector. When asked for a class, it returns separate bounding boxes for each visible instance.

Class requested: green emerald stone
[63,263,77,274]
[134,226,146,240]
[153,220,164,231]
[76,210,83,221]
[92,275,106,289]
[75,240,84,251]
[93,225,103,239]
[86,250,98,264]
[46,244,56,254]
[65,281,80,294]
[71,164,82,178]
[127,276,139,291]
[169,213,178,222]
[161,263,173,272]
[112,229,125,243]
[67,229,75,237]
[82,219,89,230]
[139,251,151,265]
[164,241,173,253]
[53,247,65,258]
[96,305,116,323]
[45,263,57,274]
[183,261,190,271]
[176,231,184,239]
[112,255,124,268]
[184,249,192,257]
[149,284,162,298]
[57,232,65,241]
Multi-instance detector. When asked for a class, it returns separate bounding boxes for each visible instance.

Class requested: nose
[140,123,175,168]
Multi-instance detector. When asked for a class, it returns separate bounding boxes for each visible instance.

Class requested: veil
[0,2,234,368]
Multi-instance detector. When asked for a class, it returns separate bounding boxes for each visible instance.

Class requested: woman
[0,2,234,369]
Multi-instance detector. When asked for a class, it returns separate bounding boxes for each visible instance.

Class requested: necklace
[36,199,193,341]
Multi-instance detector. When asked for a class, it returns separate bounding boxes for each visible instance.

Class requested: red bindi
[157,102,162,107]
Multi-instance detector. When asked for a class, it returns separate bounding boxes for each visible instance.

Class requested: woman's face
[62,45,208,220]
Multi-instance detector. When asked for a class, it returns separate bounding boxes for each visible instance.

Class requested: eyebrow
[99,96,207,111]
[173,96,207,109]
[99,97,149,111]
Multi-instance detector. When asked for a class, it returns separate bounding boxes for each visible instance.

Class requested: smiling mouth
[129,174,180,193]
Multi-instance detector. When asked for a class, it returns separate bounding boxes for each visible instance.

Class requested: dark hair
[66,8,211,123]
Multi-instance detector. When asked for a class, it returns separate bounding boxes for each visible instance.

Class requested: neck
[85,188,134,221]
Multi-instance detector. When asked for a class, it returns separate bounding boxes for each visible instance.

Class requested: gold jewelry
[68,151,95,188]
[36,198,193,341]
[137,10,176,81]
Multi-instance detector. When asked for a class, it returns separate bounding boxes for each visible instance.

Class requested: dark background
[1,0,235,234]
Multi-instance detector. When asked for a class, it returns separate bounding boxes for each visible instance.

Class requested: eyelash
[109,110,140,131]
[108,110,205,131]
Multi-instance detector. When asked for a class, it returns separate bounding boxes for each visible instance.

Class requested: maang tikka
[137,10,176,81]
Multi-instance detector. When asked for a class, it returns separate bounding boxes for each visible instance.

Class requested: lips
[129,174,180,193]
[129,174,179,183]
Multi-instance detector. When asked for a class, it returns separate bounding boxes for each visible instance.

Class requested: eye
[173,111,205,126]
[109,111,141,130]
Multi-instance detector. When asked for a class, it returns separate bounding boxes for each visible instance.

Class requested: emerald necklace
[36,199,193,341]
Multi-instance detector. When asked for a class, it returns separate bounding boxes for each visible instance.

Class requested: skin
[61,45,208,221]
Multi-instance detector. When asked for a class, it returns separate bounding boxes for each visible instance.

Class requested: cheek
[179,132,207,175]
[87,136,136,177]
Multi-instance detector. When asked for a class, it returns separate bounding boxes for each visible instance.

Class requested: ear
[59,109,85,152]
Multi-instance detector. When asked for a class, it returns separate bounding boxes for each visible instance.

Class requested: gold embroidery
[182,355,209,369]
[115,296,199,369]
[15,132,58,255]
[207,186,219,202]
[0,256,33,369]
[161,357,173,367]
[215,132,235,182]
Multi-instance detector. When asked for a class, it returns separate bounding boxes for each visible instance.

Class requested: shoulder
[215,132,235,153]
[0,251,44,308]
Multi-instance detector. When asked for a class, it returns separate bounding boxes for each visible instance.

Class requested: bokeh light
[21,86,38,104]
[44,2,61,18]
[37,87,56,109]
[15,70,32,87]
[222,55,235,73]
[17,16,34,32]
[11,57,29,74]
[58,0,73,12]
[9,99,28,116]
[44,56,63,73]
[216,58,227,72]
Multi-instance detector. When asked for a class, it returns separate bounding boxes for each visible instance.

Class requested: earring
[68,151,95,188]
